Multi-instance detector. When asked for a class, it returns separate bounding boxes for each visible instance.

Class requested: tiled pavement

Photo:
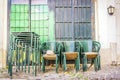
[1,64,120,80]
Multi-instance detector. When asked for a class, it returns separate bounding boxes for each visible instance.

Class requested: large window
[10,0,95,41]
[10,0,49,42]
[10,1,29,32]
[55,0,94,40]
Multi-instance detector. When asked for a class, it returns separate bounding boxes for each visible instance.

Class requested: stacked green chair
[62,41,80,72]
[40,42,62,73]
[79,40,101,71]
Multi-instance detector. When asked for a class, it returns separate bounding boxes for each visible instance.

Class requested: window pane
[55,0,93,40]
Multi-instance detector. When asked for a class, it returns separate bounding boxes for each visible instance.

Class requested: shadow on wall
[100,48,113,65]
[0,48,7,68]
[100,42,120,65]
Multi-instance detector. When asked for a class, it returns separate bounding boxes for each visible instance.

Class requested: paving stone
[1,65,120,80]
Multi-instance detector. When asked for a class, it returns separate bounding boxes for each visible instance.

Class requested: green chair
[62,41,80,72]
[40,42,62,73]
[80,40,101,71]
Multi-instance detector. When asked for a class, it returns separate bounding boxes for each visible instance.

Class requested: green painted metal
[18,41,20,70]
[79,40,101,71]
[21,42,23,71]
[40,42,62,73]
[10,4,50,42]
[62,41,80,72]
[24,45,27,73]
[28,46,30,73]
[8,32,40,78]
[8,0,96,78]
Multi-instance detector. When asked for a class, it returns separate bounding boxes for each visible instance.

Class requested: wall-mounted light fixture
[107,5,115,15]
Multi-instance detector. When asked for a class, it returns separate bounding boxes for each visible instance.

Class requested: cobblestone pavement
[0,64,120,80]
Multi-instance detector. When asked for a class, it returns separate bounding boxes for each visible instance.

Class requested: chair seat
[84,52,98,59]
[63,52,78,60]
[43,54,56,60]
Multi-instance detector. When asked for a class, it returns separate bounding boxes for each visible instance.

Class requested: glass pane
[40,6,44,12]
[10,21,16,27]
[16,28,20,32]
[10,13,16,20]
[43,28,48,35]
[15,13,20,20]
[24,20,28,27]
[44,5,48,12]
[81,0,85,6]
[44,20,48,27]
[74,0,78,5]
[35,21,40,27]
[43,36,48,42]
[31,6,35,12]
[86,0,91,6]
[19,13,25,20]
[19,21,25,27]
[56,8,63,22]
[78,8,82,22]
[66,0,72,6]
[16,20,20,27]
[40,29,44,35]
[24,5,28,12]
[64,8,72,22]
[20,5,25,12]
[78,0,82,6]
[24,13,28,19]
[31,21,35,27]
[74,8,78,22]
[86,23,91,38]
[10,28,16,32]
[35,13,40,20]
[11,5,16,12]
[20,28,26,31]
[80,23,84,38]
[16,5,21,12]
[86,8,91,21]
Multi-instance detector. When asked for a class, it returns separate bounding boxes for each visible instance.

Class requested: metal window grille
[55,0,94,40]
[10,0,49,42]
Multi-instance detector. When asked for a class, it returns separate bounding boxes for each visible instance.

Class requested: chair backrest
[92,41,101,52]
[40,42,60,54]
[80,40,92,52]
[48,42,57,51]
[63,41,75,52]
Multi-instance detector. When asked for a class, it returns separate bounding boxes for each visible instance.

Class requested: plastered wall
[0,0,7,68]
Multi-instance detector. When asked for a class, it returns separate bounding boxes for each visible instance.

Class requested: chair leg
[94,57,98,71]
[41,57,45,72]
[97,55,101,70]
[56,56,59,73]
[9,62,12,79]
[82,55,87,71]
[63,54,67,71]
[75,54,80,71]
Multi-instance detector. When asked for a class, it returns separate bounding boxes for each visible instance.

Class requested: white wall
[96,0,120,64]
[0,0,8,68]
[115,1,120,52]
[0,0,4,67]
[97,0,116,48]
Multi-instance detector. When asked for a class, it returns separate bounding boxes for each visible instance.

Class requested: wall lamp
[107,5,115,15]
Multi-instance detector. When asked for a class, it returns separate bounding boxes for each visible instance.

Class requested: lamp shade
[107,5,115,15]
